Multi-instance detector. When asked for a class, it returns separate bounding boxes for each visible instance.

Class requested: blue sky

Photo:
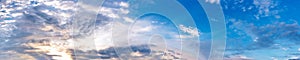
[177,0,300,59]
[124,0,298,59]
[1,0,300,59]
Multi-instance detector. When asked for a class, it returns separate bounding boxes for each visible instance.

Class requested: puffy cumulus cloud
[119,2,129,8]
[179,24,200,37]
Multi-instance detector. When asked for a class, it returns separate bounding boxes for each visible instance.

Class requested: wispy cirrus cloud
[227,19,300,48]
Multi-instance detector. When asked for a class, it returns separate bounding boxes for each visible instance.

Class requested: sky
[134,0,300,59]
[1,0,300,60]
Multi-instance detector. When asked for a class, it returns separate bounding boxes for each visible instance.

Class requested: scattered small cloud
[253,0,280,19]
[205,0,220,4]
[179,24,199,37]
[119,2,129,8]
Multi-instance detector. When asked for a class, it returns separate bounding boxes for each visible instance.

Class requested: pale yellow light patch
[24,25,73,60]
[131,51,144,57]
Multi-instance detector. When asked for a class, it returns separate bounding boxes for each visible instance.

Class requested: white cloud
[253,0,280,19]
[119,2,129,8]
[70,1,134,49]
[132,26,153,33]
[11,13,23,17]
[178,35,196,39]
[43,0,75,10]
[123,17,134,23]
[2,20,16,23]
[99,2,132,20]
[0,20,17,38]
[1,1,200,59]
[205,0,220,4]
[99,7,120,18]
[119,8,130,14]
[179,25,199,37]
[93,23,114,50]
